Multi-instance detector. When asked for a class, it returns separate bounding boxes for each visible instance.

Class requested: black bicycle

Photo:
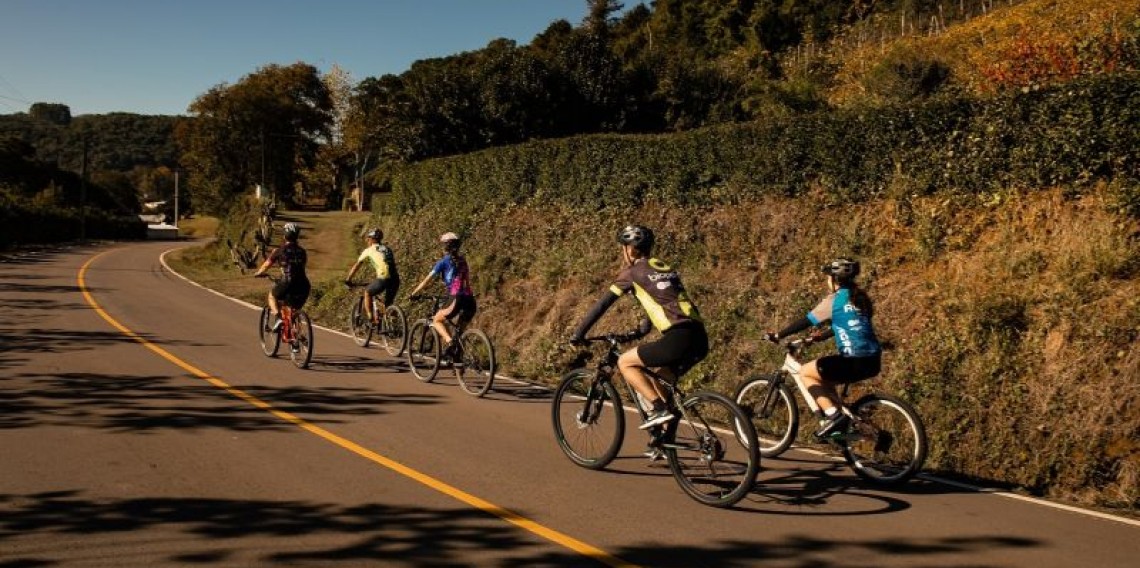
[733,338,927,485]
[552,332,760,508]
[405,295,496,397]
[346,283,408,356]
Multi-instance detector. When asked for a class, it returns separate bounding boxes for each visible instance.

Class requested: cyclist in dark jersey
[408,232,476,358]
[253,222,311,326]
[766,257,882,439]
[570,225,709,431]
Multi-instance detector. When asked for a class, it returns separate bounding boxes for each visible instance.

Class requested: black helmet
[821,257,860,281]
[617,225,654,252]
[283,222,300,241]
[366,228,383,241]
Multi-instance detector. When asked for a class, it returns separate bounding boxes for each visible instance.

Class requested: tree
[29,103,72,126]
[178,62,333,214]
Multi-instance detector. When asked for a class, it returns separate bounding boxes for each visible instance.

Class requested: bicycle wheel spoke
[455,329,495,397]
[841,394,927,485]
[734,376,798,458]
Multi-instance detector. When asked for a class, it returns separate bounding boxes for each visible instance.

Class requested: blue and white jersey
[807,287,881,357]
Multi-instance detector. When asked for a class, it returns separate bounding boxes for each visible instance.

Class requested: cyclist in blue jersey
[253,222,310,329]
[408,232,476,359]
[766,258,881,439]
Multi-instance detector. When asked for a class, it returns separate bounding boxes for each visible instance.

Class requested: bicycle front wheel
[406,320,440,382]
[379,304,408,356]
[666,391,760,508]
[551,369,625,470]
[841,393,927,485]
[349,296,372,347]
[733,375,798,458]
[455,328,495,397]
[289,310,314,369]
[258,307,280,357]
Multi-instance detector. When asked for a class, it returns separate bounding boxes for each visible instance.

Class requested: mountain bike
[346,283,408,356]
[733,338,927,485]
[405,295,496,397]
[552,332,760,508]
[255,275,314,369]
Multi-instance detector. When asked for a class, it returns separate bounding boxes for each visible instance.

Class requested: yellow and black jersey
[609,258,701,332]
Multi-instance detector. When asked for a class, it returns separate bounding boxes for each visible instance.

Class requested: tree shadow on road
[0,490,1045,567]
[0,372,443,432]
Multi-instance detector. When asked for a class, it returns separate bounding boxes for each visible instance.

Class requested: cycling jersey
[268,242,308,282]
[357,244,398,280]
[807,287,881,357]
[430,254,472,296]
[609,257,701,332]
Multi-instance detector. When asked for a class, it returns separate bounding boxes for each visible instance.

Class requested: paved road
[2,241,1138,567]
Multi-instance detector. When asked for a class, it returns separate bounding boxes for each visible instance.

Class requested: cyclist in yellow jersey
[344,228,400,323]
[570,225,709,430]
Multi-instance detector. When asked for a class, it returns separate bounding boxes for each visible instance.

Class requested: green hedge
[373,72,1140,213]
[0,195,146,248]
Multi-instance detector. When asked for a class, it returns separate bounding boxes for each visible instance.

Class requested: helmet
[366,228,383,241]
[283,222,300,240]
[439,232,460,243]
[821,258,860,281]
[616,225,654,252]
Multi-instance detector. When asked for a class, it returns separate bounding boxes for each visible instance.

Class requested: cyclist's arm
[253,248,280,276]
[773,295,833,340]
[407,273,436,297]
[345,257,365,281]
[571,289,620,340]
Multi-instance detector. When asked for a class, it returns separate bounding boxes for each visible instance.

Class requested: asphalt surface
[2,241,1138,567]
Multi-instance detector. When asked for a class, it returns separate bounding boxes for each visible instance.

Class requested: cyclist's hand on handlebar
[343,279,353,288]
[764,331,779,343]
[569,335,586,347]
[807,330,825,344]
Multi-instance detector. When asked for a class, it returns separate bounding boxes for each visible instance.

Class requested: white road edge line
[158,246,1140,528]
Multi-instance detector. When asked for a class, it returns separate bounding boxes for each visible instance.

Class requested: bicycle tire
[840,392,927,485]
[379,304,408,357]
[406,320,440,382]
[455,328,495,397]
[551,369,625,470]
[666,391,761,508]
[258,307,280,357]
[349,296,373,347]
[289,310,314,369]
[733,374,799,458]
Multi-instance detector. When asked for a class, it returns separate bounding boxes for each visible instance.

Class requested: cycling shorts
[366,277,400,306]
[272,278,311,309]
[637,322,709,381]
[439,295,477,326]
[816,353,881,384]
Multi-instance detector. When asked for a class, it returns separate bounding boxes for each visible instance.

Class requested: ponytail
[845,282,874,318]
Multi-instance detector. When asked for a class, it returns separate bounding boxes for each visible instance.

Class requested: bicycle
[552,332,760,508]
[733,337,927,485]
[255,275,314,369]
[346,282,408,356]
[405,295,496,397]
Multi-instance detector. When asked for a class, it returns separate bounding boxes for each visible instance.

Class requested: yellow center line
[78,250,640,568]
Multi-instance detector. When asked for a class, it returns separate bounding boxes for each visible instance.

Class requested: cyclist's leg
[801,358,842,413]
[617,348,665,406]
[432,301,455,345]
[365,279,385,321]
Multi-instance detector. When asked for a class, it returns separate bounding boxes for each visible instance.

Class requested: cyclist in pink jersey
[408,232,476,359]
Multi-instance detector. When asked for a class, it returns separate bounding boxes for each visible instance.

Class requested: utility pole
[173,169,179,230]
[80,136,89,242]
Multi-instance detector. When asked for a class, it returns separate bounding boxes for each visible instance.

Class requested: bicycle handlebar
[579,330,646,345]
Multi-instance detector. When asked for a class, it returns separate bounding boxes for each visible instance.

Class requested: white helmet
[439,232,459,243]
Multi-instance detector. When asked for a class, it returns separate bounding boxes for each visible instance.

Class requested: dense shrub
[0,191,146,248]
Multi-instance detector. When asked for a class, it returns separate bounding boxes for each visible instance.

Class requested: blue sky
[0,0,618,116]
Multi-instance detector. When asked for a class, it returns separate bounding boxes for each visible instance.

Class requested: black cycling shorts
[440,294,477,326]
[366,277,400,306]
[637,322,709,381]
[816,353,881,384]
[272,278,311,309]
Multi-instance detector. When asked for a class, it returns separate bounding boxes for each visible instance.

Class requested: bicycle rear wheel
[289,310,314,369]
[455,328,495,397]
[349,296,373,347]
[666,391,760,508]
[406,320,440,382]
[551,369,625,470]
[379,304,408,356]
[258,307,280,357]
[733,374,799,458]
[840,393,927,485]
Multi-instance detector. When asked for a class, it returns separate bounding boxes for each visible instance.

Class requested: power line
[0,92,29,104]
[0,73,30,103]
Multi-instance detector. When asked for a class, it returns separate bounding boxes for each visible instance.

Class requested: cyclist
[570,225,708,432]
[765,257,882,439]
[407,232,476,359]
[344,228,400,324]
[253,222,310,331]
